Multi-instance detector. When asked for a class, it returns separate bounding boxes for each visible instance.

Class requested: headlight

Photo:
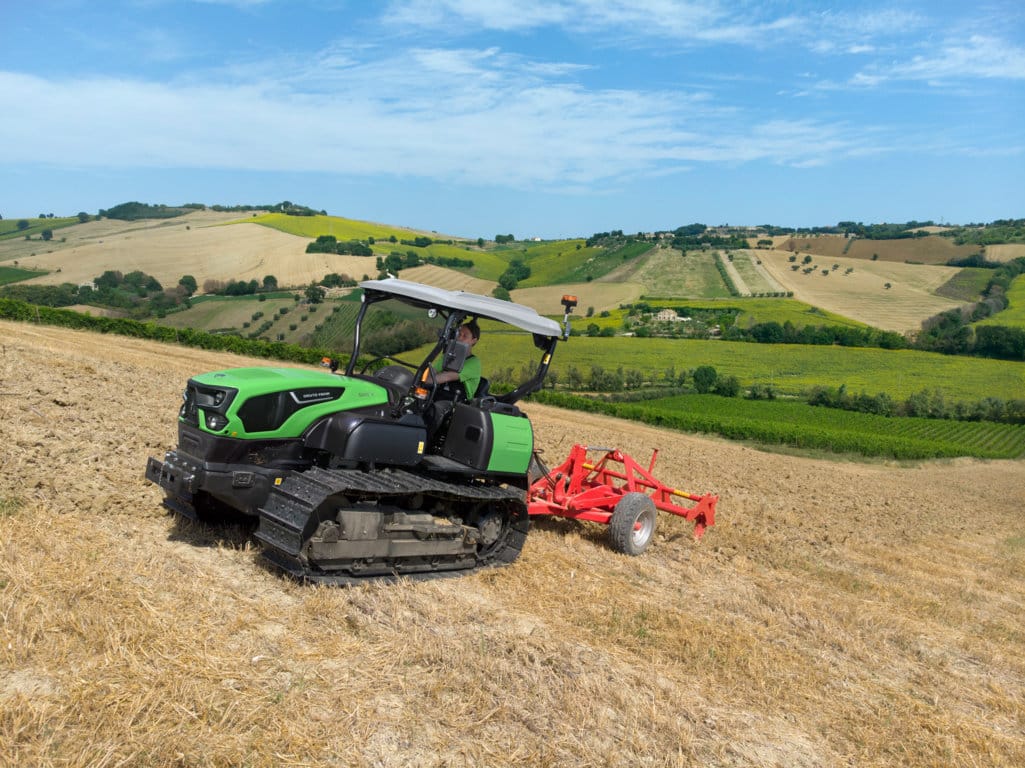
[205,413,229,431]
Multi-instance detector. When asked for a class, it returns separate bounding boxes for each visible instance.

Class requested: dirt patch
[2,319,1024,767]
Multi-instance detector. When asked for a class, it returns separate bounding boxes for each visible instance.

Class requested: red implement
[527,444,717,555]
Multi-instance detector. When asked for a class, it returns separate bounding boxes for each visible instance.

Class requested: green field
[243,212,502,277]
[0,216,79,242]
[728,251,779,294]
[976,274,1025,328]
[583,297,868,332]
[937,267,991,301]
[515,240,642,286]
[240,213,427,242]
[537,392,1025,460]
[625,248,733,298]
[462,335,1025,402]
[0,266,47,285]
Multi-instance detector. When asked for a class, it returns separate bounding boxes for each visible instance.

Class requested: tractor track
[256,466,528,585]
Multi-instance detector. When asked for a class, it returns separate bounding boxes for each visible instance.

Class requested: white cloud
[0,44,877,189]
[383,0,931,54]
[849,34,1025,87]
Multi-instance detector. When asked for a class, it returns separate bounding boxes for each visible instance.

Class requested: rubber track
[256,466,528,585]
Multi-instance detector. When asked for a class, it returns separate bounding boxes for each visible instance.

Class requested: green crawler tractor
[146,278,575,583]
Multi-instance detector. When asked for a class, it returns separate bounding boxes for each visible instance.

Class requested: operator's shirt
[435,354,480,400]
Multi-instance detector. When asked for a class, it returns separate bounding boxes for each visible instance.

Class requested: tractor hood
[181,367,390,439]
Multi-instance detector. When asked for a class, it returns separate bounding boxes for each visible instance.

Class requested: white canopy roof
[360,278,564,338]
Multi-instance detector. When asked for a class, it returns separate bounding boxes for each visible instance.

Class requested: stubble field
[757,251,963,332]
[2,319,1024,767]
[4,211,382,292]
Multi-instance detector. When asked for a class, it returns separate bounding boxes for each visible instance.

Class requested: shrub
[693,365,717,393]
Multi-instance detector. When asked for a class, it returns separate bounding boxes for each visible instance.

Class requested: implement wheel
[608,492,657,556]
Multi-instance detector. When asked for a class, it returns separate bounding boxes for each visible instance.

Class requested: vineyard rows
[536,392,1025,460]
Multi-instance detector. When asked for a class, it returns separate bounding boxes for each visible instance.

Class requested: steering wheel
[359,355,440,413]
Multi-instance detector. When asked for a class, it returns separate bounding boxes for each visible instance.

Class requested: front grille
[180,387,200,426]
[179,381,238,427]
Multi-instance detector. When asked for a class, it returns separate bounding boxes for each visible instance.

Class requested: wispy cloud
[848,34,1025,87]
[4,2,1015,195]
[0,40,878,188]
[384,0,802,46]
[384,0,926,53]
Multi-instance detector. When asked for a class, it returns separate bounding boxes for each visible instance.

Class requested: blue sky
[2,0,1023,239]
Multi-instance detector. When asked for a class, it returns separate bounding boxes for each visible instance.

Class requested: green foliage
[692,365,717,393]
[320,273,357,288]
[178,275,197,296]
[0,283,81,306]
[304,283,326,304]
[944,219,1025,246]
[534,392,1025,460]
[977,274,1025,329]
[423,254,474,269]
[711,252,739,296]
[306,235,373,256]
[100,202,201,220]
[670,225,748,251]
[474,335,1025,402]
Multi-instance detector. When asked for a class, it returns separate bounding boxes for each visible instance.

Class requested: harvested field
[513,281,644,314]
[400,264,496,295]
[2,319,1024,767]
[758,251,962,332]
[6,212,383,292]
[986,243,1025,262]
[778,235,978,265]
[0,210,250,264]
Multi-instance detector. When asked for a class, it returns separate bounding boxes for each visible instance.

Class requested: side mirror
[441,339,470,372]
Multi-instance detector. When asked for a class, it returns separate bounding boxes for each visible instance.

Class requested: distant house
[655,308,678,322]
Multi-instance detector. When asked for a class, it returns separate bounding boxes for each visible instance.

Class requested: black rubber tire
[608,492,657,556]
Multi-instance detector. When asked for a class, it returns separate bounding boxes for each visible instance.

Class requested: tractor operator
[434,320,481,400]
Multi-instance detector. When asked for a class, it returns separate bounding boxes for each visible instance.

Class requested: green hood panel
[187,367,390,439]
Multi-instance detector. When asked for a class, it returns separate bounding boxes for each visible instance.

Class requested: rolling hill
[3,209,1013,335]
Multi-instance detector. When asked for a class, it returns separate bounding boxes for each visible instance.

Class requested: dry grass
[778,235,979,266]
[986,244,1025,263]
[513,281,644,314]
[2,319,1024,767]
[758,251,963,332]
[3,211,384,292]
[400,264,497,295]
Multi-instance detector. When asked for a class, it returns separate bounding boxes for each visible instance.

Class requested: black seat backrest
[474,377,490,398]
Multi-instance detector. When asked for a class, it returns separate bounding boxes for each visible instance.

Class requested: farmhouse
[654,308,690,322]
